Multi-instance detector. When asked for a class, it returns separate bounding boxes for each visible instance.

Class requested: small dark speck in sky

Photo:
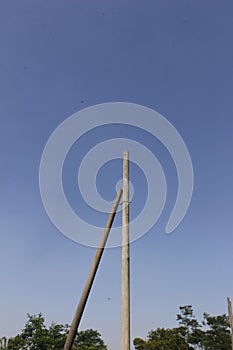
[81,100,84,104]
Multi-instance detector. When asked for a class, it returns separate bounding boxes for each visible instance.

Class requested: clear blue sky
[1,1,233,349]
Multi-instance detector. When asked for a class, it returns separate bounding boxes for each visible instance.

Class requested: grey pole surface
[121,151,130,350]
[227,297,233,350]
[64,189,123,350]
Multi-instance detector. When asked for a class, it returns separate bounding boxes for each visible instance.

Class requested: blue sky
[1,1,233,349]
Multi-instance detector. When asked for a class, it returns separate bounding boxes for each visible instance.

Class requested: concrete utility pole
[121,150,130,350]
[64,189,123,350]
[227,297,233,350]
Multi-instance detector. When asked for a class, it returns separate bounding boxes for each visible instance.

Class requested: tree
[7,314,46,350]
[73,329,107,350]
[47,322,68,350]
[133,305,232,350]
[133,337,147,350]
[6,314,107,350]
[133,328,190,350]
[177,305,204,349]
[0,337,7,349]
[177,305,231,350]
[201,313,231,350]
[7,335,25,350]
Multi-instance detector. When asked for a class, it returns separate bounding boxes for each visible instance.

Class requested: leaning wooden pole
[121,150,130,350]
[64,189,123,350]
[227,297,233,350]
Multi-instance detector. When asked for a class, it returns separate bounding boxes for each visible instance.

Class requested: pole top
[124,150,129,158]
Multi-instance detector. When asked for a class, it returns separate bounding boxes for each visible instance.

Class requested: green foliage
[7,314,66,350]
[177,305,200,334]
[133,328,189,349]
[177,305,204,348]
[134,305,231,350]
[0,337,8,349]
[2,306,231,350]
[134,337,148,350]
[73,329,107,350]
[6,314,107,350]
[201,313,231,350]
[176,306,231,349]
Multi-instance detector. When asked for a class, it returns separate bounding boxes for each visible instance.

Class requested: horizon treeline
[0,305,231,349]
